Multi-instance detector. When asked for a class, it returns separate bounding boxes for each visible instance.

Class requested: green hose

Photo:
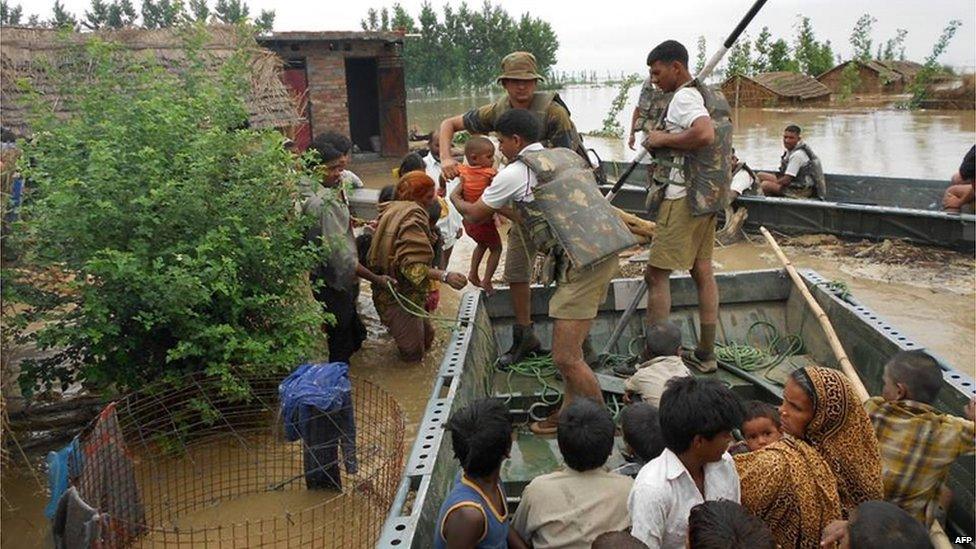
[715,321,804,381]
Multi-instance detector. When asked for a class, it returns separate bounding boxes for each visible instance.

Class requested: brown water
[4,90,974,547]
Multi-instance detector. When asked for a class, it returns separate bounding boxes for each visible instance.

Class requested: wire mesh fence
[64,372,404,548]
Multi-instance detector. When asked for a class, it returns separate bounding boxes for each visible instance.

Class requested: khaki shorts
[648,198,716,272]
[503,222,537,284]
[549,256,619,320]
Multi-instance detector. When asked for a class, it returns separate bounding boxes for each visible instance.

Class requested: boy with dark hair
[319,130,364,189]
[451,109,631,436]
[821,500,934,549]
[512,398,633,549]
[864,350,975,530]
[613,402,665,478]
[436,399,528,549]
[739,400,782,452]
[629,376,745,547]
[591,531,648,549]
[621,320,692,408]
[687,500,775,549]
[299,136,393,364]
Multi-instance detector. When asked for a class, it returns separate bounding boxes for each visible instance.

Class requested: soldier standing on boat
[640,40,733,374]
[451,109,635,435]
[756,124,827,199]
[437,51,590,369]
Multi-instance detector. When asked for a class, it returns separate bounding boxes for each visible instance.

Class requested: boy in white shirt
[628,376,744,548]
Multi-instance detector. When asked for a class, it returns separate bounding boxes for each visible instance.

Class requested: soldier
[438,51,589,368]
[641,40,733,374]
[756,125,826,199]
[451,109,635,435]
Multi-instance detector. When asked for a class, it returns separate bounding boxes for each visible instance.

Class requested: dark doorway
[345,58,380,153]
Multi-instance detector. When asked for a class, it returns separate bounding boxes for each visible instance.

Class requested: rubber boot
[497,323,542,370]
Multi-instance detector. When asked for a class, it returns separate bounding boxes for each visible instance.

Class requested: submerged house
[0,25,303,139]
[259,31,408,156]
[721,71,832,108]
[816,60,924,95]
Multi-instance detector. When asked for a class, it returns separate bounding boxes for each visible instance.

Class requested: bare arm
[628,106,641,150]
[355,263,396,288]
[450,182,497,224]
[507,524,530,549]
[443,506,486,549]
[439,115,465,180]
[645,115,714,151]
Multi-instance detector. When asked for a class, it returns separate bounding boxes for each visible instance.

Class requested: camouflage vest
[778,142,827,198]
[515,148,636,282]
[652,79,734,216]
[492,92,589,161]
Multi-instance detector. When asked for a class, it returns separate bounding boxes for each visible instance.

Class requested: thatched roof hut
[816,59,926,95]
[722,71,831,108]
[1,25,303,137]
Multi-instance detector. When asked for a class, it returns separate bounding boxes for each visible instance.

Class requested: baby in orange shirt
[458,137,502,293]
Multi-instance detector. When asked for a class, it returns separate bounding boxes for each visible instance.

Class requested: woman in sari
[367,171,467,361]
[736,367,884,548]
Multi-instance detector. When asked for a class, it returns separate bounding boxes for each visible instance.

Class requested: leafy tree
[106,0,137,28]
[391,3,414,32]
[253,9,273,32]
[909,19,963,108]
[752,26,772,73]
[725,32,752,77]
[27,13,40,25]
[881,28,908,61]
[767,38,797,72]
[515,12,558,80]
[1,0,23,25]
[695,35,706,74]
[187,0,208,21]
[793,16,834,76]
[849,14,876,61]
[214,0,247,23]
[361,7,378,30]
[49,0,78,29]
[141,0,186,29]
[7,28,326,397]
[83,0,109,29]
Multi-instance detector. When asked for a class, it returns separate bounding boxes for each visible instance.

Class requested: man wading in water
[437,51,590,370]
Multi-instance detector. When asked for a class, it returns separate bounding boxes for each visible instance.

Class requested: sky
[17,0,976,75]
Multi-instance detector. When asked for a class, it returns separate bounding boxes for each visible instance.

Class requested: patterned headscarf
[395,170,435,202]
[802,367,884,514]
[735,437,842,549]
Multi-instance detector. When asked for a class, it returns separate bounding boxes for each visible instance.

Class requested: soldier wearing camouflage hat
[438,51,589,369]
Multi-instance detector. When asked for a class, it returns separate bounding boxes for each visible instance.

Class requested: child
[740,400,783,452]
[591,531,648,548]
[623,321,693,408]
[512,398,633,549]
[628,376,745,548]
[821,500,934,549]
[686,500,775,549]
[458,136,502,293]
[864,350,975,529]
[435,399,528,549]
[613,402,665,478]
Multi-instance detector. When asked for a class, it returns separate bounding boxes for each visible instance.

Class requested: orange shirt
[458,164,497,203]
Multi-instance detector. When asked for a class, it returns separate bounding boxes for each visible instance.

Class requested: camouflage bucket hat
[496,51,544,82]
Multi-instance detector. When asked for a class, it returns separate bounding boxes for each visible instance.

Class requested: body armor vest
[778,142,827,199]
[514,148,636,283]
[492,92,591,164]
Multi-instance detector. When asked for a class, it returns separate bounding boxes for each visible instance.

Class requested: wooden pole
[759,226,870,402]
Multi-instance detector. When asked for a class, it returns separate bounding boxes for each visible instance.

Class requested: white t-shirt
[730,166,755,195]
[783,147,811,178]
[480,142,545,209]
[663,86,710,200]
[628,448,741,548]
[424,152,463,249]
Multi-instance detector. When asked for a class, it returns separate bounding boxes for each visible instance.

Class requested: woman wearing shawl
[367,171,467,361]
[735,367,884,548]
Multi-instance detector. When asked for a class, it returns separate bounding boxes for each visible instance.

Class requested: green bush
[6,26,327,398]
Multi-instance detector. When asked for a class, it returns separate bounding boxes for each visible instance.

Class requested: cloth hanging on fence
[279,362,358,489]
[52,486,103,549]
[45,438,82,520]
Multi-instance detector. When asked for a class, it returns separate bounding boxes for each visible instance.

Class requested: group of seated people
[436,323,974,549]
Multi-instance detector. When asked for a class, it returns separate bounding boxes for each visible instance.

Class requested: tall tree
[253,9,273,32]
[725,32,752,77]
[752,26,772,73]
[909,19,963,108]
[83,0,109,29]
[695,35,706,74]
[391,3,414,32]
[849,13,876,61]
[106,0,137,28]
[1,0,23,25]
[49,0,78,29]
[361,7,378,30]
[881,28,908,61]
[141,0,186,29]
[793,16,833,76]
[188,0,208,22]
[767,38,797,72]
[213,0,247,23]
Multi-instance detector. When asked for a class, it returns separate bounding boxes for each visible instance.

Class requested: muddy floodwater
[3,87,974,548]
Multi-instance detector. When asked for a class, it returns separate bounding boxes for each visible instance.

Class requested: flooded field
[3,87,974,547]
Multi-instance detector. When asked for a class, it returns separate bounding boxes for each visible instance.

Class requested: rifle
[604,0,768,204]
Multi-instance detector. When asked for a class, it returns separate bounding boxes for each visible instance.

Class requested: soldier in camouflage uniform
[641,40,733,374]
[438,51,590,369]
[451,109,634,435]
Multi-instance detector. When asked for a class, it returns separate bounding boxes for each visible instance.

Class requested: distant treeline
[360,2,558,91]
[0,0,274,32]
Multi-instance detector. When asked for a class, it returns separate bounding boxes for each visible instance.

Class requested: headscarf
[395,170,435,202]
[802,367,884,513]
[367,200,435,277]
[735,437,842,549]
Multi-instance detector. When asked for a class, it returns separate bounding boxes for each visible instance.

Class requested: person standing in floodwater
[437,51,589,370]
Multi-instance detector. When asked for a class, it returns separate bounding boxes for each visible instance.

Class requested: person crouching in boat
[367,171,468,362]
[756,125,827,200]
[450,109,636,435]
